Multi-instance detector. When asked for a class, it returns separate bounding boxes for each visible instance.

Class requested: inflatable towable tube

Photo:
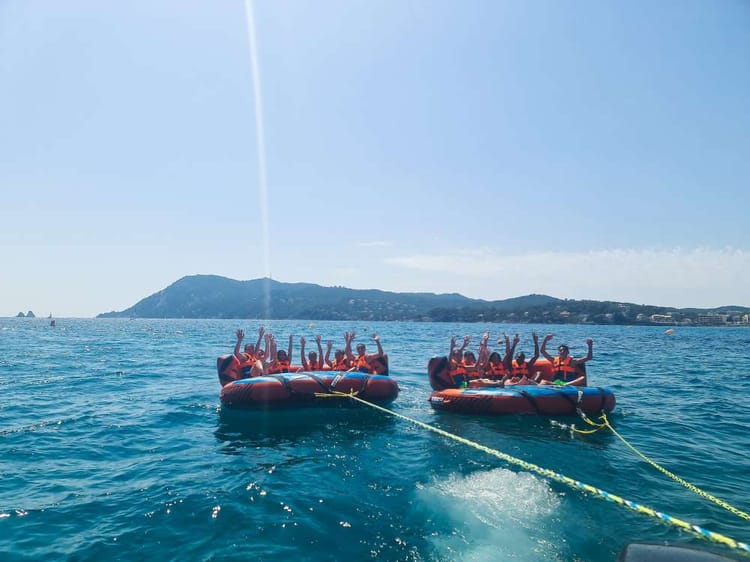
[220,371,400,409]
[426,356,614,416]
[428,385,615,416]
[217,355,389,387]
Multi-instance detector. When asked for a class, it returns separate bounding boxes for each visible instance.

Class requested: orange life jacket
[512,360,529,377]
[461,359,479,379]
[485,362,506,379]
[268,360,291,374]
[331,358,348,371]
[354,355,372,373]
[450,359,466,376]
[237,353,257,377]
[448,358,469,387]
[553,357,576,381]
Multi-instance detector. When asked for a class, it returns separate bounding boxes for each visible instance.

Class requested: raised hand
[315,334,321,344]
[300,336,306,346]
[236,329,244,341]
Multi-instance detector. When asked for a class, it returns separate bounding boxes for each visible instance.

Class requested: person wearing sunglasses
[539,333,592,386]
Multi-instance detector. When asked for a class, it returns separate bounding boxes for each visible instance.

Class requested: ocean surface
[1,318,749,561]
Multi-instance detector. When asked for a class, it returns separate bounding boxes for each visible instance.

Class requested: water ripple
[1,319,749,560]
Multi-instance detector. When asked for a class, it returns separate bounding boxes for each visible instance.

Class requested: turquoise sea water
[1,318,749,561]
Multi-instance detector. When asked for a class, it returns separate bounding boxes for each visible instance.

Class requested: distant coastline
[93,275,750,327]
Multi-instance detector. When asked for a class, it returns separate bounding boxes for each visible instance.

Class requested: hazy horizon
[6,274,749,319]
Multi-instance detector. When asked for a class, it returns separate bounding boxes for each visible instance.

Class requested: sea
[1,318,749,561]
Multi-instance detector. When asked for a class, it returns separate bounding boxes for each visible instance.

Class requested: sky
[1,0,749,317]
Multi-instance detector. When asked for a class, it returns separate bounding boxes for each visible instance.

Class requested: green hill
[96,275,560,321]
[96,275,750,326]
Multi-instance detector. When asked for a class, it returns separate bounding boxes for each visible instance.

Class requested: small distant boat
[50,319,56,327]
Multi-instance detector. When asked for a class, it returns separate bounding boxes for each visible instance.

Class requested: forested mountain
[96,275,557,320]
[96,275,749,326]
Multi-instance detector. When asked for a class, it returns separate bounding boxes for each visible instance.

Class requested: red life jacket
[331,358,348,371]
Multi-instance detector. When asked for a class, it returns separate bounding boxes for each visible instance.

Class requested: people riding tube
[232,327,267,378]
[539,334,592,386]
[346,332,385,374]
[268,334,299,374]
[505,332,540,385]
[300,335,325,371]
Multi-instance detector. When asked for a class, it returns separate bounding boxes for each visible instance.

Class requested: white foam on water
[415,468,566,561]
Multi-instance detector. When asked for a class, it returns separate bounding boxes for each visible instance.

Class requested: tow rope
[324,390,750,557]
[558,407,750,523]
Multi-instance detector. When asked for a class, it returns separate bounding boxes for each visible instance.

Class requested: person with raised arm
[255,332,274,376]
[461,349,480,380]
[474,332,509,378]
[326,337,349,371]
[300,335,325,371]
[233,327,264,364]
[447,335,471,387]
[349,332,385,373]
[232,327,268,378]
[476,332,490,369]
[343,331,355,365]
[268,334,297,374]
[539,334,592,386]
[505,332,541,385]
[469,332,512,387]
[250,341,269,377]
[232,327,267,378]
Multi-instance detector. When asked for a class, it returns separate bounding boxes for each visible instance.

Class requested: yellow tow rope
[568,411,750,522]
[322,390,750,557]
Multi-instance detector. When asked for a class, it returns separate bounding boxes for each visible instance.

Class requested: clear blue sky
[2,0,749,317]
